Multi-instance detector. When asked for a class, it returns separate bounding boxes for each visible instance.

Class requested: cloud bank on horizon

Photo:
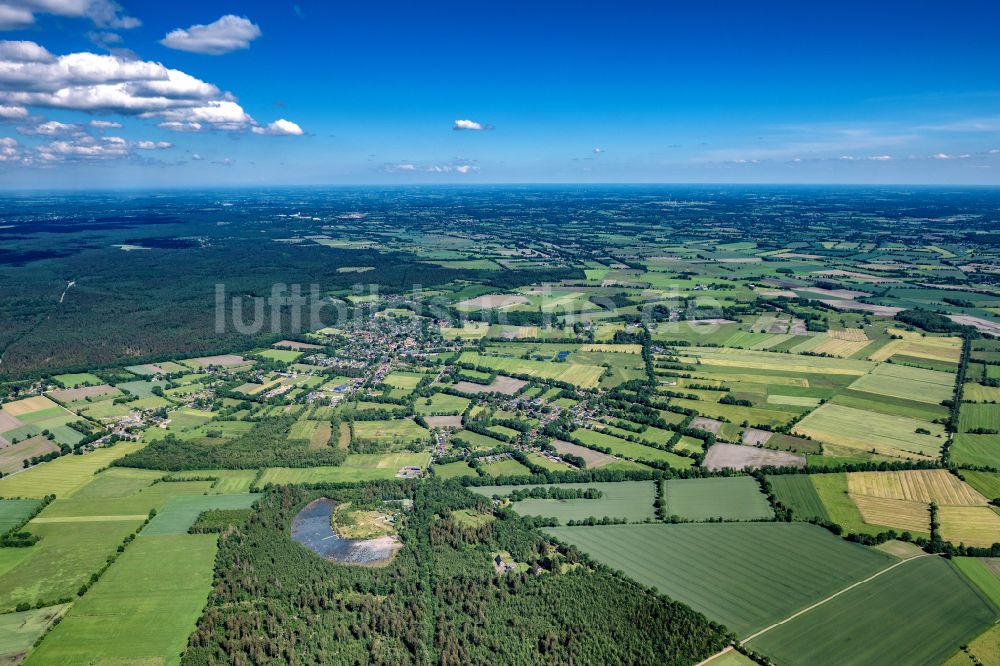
[0,1,997,185]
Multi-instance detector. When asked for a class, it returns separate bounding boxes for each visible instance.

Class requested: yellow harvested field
[828,328,869,342]
[868,334,961,363]
[810,337,871,357]
[939,506,1000,547]
[847,470,988,506]
[850,494,930,533]
[867,340,903,362]
[1,395,59,417]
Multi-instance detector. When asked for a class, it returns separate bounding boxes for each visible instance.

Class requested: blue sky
[1,0,999,187]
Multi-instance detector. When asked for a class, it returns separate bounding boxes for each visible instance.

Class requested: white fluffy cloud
[161,15,261,55]
[89,118,120,128]
[0,103,24,118]
[0,0,139,30]
[384,160,479,174]
[453,118,493,131]
[134,140,170,149]
[0,134,19,159]
[17,119,83,135]
[251,118,303,136]
[35,133,129,162]
[0,40,302,135]
[149,100,252,132]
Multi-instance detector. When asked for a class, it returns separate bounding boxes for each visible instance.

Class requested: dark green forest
[182,481,730,665]
[113,416,346,471]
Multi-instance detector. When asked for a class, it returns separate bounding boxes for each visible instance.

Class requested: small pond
[291,498,400,566]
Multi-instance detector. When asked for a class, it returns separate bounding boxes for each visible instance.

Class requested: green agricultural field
[36,479,213,520]
[571,428,694,468]
[24,535,217,665]
[669,398,799,429]
[960,471,1000,502]
[684,347,874,376]
[960,404,1000,432]
[0,441,145,498]
[258,452,431,485]
[847,363,955,405]
[953,557,1000,609]
[142,494,259,536]
[794,403,943,460]
[415,392,470,415]
[69,467,164,499]
[525,451,575,471]
[746,557,998,666]
[256,348,303,363]
[480,458,532,477]
[382,371,428,389]
[963,382,1000,403]
[545,522,892,636]
[0,519,143,611]
[457,351,604,388]
[0,498,42,532]
[432,461,477,479]
[450,429,507,450]
[165,469,259,493]
[352,418,428,444]
[114,379,167,398]
[951,433,1000,468]
[830,389,948,421]
[51,372,103,388]
[664,477,773,521]
[0,604,68,662]
[767,474,829,522]
[473,481,656,523]
[703,649,757,666]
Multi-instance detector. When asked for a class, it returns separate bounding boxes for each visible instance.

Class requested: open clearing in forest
[473,481,656,523]
[24,535,217,666]
[545,522,892,636]
[745,557,998,666]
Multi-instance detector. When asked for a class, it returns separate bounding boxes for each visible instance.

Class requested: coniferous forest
[182,481,730,665]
